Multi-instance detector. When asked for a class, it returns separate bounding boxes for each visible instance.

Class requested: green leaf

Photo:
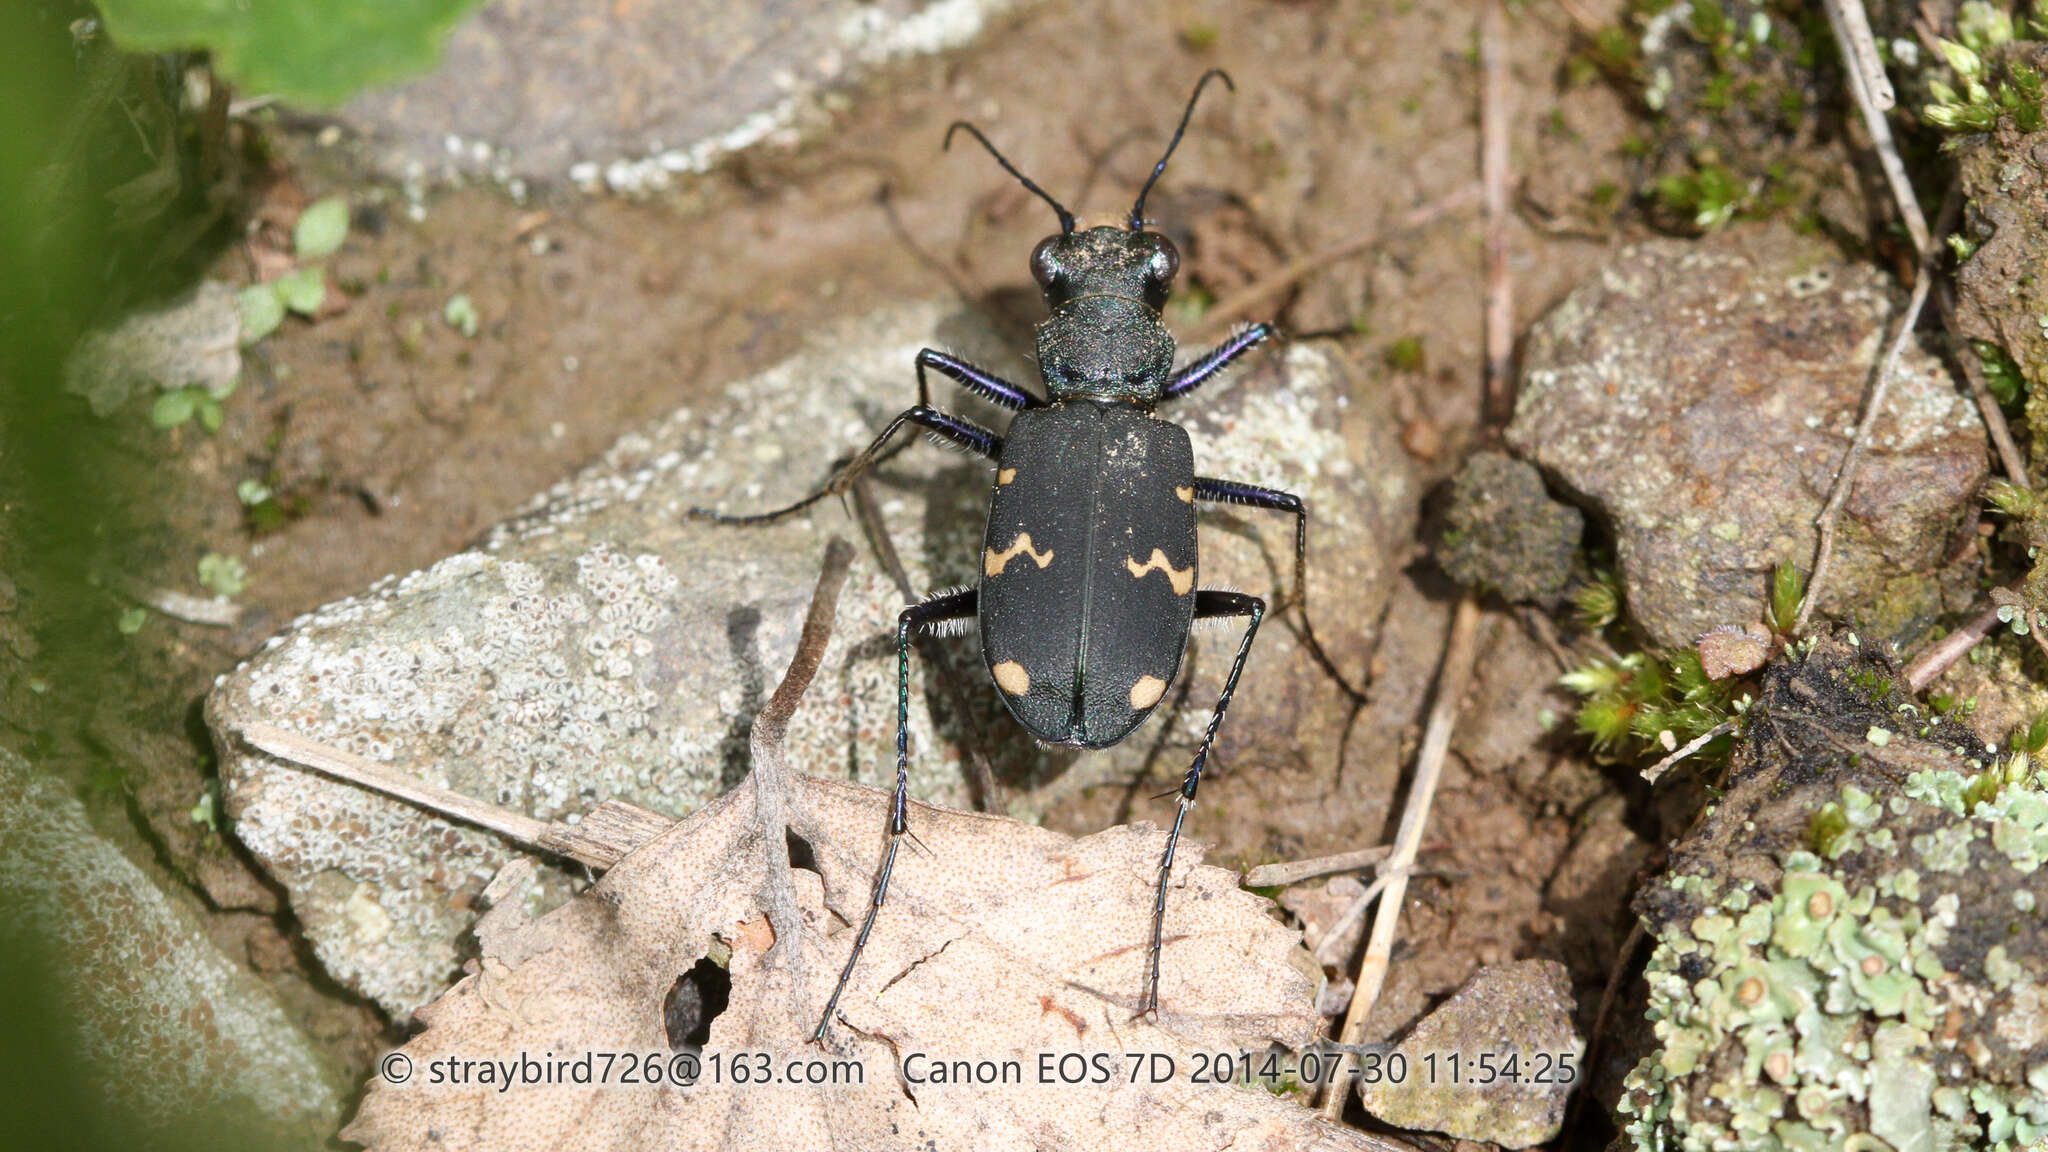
[294,196,350,259]
[118,607,148,635]
[443,293,479,338]
[196,396,225,431]
[237,478,273,506]
[239,282,286,344]
[95,0,485,109]
[1769,562,1805,636]
[197,552,247,598]
[150,389,196,428]
[275,266,326,316]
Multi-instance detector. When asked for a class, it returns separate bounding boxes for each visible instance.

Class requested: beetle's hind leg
[814,587,978,1042]
[1145,589,1265,1018]
[691,406,1000,525]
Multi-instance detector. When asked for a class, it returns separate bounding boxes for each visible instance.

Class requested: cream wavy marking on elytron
[984,532,1054,576]
[1124,548,1194,596]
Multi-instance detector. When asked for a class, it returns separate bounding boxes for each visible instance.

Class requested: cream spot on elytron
[998,468,1018,485]
[1174,486,1193,503]
[985,532,1053,576]
[1124,548,1193,595]
[992,660,1031,695]
[1129,675,1167,710]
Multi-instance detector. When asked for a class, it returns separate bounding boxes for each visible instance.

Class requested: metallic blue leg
[1163,323,1273,401]
[814,588,978,1041]
[1146,590,1264,1016]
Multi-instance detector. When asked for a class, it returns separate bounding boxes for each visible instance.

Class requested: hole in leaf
[663,957,731,1050]
[787,829,820,875]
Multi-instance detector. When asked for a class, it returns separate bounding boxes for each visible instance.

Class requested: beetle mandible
[693,70,1311,1041]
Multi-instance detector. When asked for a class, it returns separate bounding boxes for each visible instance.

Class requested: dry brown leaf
[346,776,1410,1151]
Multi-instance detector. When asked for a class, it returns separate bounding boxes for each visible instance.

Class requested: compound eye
[1030,235,1062,289]
[1146,235,1180,285]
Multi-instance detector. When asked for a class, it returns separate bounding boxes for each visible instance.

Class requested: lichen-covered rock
[342,0,1027,191]
[1434,451,1583,602]
[1508,225,1986,649]
[1619,634,2048,1152]
[0,747,341,1142]
[1356,959,1583,1148]
[209,299,1408,1016]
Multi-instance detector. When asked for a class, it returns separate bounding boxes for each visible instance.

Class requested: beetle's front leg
[813,587,978,1042]
[1162,323,1273,402]
[1145,589,1265,1017]
[917,348,1042,410]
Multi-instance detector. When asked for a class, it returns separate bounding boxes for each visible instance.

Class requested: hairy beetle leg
[814,588,979,1042]
[1144,589,1265,1018]
[916,348,1042,410]
[1162,322,1274,402]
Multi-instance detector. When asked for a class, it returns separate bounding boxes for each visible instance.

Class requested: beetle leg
[814,587,978,1042]
[1191,477,1306,614]
[1145,589,1265,1017]
[917,348,1043,409]
[690,406,1001,525]
[1161,322,1273,401]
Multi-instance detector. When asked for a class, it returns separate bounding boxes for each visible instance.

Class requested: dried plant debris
[347,776,1409,1152]
[1618,634,2048,1151]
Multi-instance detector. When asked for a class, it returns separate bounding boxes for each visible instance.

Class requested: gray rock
[0,747,341,1142]
[343,0,1027,192]
[1356,959,1582,1148]
[1508,225,1987,649]
[209,299,1409,1017]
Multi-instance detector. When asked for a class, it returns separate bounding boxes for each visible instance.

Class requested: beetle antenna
[1129,69,1234,231]
[945,121,1077,234]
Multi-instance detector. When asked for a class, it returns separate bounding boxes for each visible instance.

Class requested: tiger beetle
[692,70,1310,1041]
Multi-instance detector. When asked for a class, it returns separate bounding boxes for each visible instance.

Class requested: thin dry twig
[1242,844,1397,888]
[1823,0,1926,254]
[1481,0,1516,427]
[1904,598,2006,691]
[1793,191,1958,633]
[1312,873,1395,967]
[1320,594,1485,1119]
[119,576,242,626]
[748,537,856,1004]
[1194,181,1482,336]
[849,478,1005,815]
[1933,277,2032,488]
[1641,720,1737,784]
[240,722,555,848]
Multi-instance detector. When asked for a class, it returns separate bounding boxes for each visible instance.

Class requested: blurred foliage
[96,0,483,108]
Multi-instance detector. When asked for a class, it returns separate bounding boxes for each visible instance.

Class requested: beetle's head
[1029,225,1179,313]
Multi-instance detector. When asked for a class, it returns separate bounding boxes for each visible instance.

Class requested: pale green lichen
[1621,759,2048,1152]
